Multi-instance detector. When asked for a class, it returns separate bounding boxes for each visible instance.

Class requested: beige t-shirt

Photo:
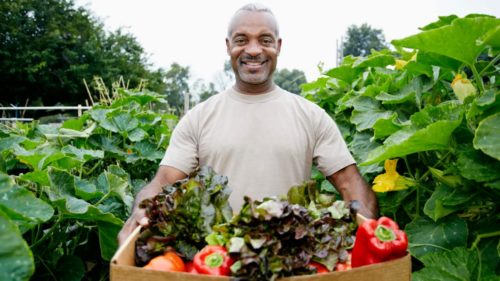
[160,86,355,210]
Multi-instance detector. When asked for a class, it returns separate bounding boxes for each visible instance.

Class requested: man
[118,3,378,245]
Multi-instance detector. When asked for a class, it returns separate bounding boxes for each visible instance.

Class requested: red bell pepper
[351,216,408,268]
[193,245,234,276]
[185,261,198,273]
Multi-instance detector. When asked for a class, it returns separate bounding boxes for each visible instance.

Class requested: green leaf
[97,221,122,261]
[325,65,363,84]
[349,97,394,131]
[405,216,468,259]
[61,145,104,161]
[423,185,475,221]
[0,210,34,281]
[0,185,54,233]
[347,132,382,174]
[102,111,139,134]
[47,169,123,224]
[392,17,500,65]
[456,147,500,182]
[17,171,50,187]
[419,15,459,31]
[353,52,395,69]
[128,128,147,142]
[473,112,500,161]
[362,102,463,165]
[412,247,497,281]
[96,171,133,210]
[376,77,422,105]
[372,113,402,139]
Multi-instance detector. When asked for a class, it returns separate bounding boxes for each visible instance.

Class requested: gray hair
[227,3,279,37]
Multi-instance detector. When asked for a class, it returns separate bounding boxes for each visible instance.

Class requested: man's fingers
[139,217,149,226]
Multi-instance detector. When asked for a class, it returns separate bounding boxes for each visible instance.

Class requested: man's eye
[262,38,273,45]
[234,38,246,44]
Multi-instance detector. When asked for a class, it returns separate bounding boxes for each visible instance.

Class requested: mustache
[239,55,267,62]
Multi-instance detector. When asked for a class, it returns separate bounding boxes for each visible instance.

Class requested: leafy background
[0,14,498,281]
[303,14,500,280]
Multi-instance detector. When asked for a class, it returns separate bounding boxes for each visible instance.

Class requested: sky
[75,0,499,88]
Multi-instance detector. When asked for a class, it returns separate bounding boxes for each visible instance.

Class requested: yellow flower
[395,59,408,70]
[451,74,477,102]
[372,159,416,192]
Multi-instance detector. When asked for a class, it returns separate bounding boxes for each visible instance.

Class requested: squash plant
[303,14,499,280]
[0,89,177,280]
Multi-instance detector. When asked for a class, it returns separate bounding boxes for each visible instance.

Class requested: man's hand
[117,165,187,246]
[118,207,148,246]
[327,164,378,219]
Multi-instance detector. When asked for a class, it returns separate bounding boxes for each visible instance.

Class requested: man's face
[226,11,281,92]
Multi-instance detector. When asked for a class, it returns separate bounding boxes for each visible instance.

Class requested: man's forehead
[228,11,279,38]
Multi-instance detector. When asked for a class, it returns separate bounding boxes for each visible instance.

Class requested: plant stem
[469,230,500,250]
[470,64,485,93]
[478,54,500,76]
[30,216,61,249]
[94,191,111,206]
[403,156,414,179]
[415,185,420,218]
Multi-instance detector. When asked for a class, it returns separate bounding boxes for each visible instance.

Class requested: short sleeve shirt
[160,86,355,210]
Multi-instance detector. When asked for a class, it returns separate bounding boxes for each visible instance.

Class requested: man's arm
[327,164,378,219]
[117,165,187,245]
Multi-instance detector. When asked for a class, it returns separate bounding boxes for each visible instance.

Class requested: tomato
[308,261,329,274]
[335,262,351,271]
[185,261,198,274]
[143,252,186,272]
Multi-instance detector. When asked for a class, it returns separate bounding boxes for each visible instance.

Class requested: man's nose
[244,40,262,56]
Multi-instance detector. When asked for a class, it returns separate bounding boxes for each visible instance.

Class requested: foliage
[218,196,355,280]
[0,0,166,107]
[0,89,177,280]
[273,68,308,94]
[342,23,388,57]
[302,14,499,278]
[163,63,191,114]
[135,166,233,265]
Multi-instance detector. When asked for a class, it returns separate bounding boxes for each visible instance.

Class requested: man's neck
[233,81,276,95]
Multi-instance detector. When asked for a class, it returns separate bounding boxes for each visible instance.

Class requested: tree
[198,82,217,102]
[273,68,307,94]
[0,0,165,107]
[342,23,388,57]
[163,63,190,114]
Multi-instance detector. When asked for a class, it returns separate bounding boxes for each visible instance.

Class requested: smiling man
[118,3,378,245]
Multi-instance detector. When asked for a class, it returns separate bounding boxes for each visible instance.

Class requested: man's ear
[277,38,282,56]
[226,38,230,55]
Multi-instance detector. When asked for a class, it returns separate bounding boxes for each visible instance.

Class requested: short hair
[227,3,280,37]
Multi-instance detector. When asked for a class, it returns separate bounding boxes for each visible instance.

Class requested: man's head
[226,3,281,93]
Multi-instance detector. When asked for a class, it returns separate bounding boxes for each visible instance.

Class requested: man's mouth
[241,60,268,70]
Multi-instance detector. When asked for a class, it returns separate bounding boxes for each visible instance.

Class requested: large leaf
[0,210,34,281]
[61,145,104,161]
[46,169,123,225]
[372,113,402,139]
[405,216,468,259]
[362,102,463,165]
[325,65,363,84]
[353,51,395,69]
[423,185,475,221]
[0,185,54,233]
[473,112,500,161]
[456,147,500,182]
[412,247,497,281]
[392,17,500,65]
[96,171,133,210]
[347,132,382,175]
[97,221,121,261]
